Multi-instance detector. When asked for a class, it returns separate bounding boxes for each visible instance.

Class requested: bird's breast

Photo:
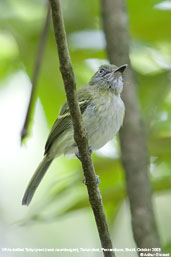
[83,94,125,150]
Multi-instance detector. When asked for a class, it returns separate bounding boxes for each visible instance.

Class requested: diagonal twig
[48,0,115,256]
[21,4,51,142]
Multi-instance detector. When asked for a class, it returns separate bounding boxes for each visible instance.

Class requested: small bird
[22,64,127,206]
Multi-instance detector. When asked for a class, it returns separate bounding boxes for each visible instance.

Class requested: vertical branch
[48,0,115,256]
[21,5,51,142]
[101,0,161,251]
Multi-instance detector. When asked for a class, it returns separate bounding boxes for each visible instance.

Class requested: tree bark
[101,0,161,251]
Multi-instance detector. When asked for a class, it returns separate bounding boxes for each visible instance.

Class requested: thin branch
[48,0,115,256]
[101,0,161,252]
[21,5,51,142]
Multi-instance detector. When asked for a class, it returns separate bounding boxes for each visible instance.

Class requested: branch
[48,0,115,256]
[101,0,161,252]
[21,5,51,142]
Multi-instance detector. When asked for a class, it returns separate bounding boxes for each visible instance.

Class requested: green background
[0,0,171,256]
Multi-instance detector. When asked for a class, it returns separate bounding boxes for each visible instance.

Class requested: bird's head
[89,64,127,95]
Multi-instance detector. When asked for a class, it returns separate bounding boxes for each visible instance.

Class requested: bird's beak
[114,64,127,73]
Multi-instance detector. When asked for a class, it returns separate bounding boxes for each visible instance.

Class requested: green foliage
[1,0,171,250]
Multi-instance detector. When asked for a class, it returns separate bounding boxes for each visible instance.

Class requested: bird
[22,63,127,206]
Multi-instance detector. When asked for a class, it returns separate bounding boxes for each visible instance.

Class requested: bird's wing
[44,86,92,155]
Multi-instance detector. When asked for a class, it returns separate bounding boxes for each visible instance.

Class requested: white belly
[83,94,125,150]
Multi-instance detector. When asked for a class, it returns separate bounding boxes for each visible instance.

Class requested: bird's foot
[75,145,93,160]
[75,152,81,160]
[88,145,93,155]
[82,175,100,186]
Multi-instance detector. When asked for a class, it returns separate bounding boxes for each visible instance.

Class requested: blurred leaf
[163,241,171,253]
[22,175,171,223]
[154,1,171,10]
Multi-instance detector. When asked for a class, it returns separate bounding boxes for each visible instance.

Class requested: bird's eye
[99,68,105,74]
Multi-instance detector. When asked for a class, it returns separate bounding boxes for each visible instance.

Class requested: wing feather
[44,86,92,155]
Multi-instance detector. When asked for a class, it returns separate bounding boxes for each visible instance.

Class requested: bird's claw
[75,145,93,160]
[82,175,100,186]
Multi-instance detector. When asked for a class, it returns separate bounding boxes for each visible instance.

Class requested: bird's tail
[22,155,53,206]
